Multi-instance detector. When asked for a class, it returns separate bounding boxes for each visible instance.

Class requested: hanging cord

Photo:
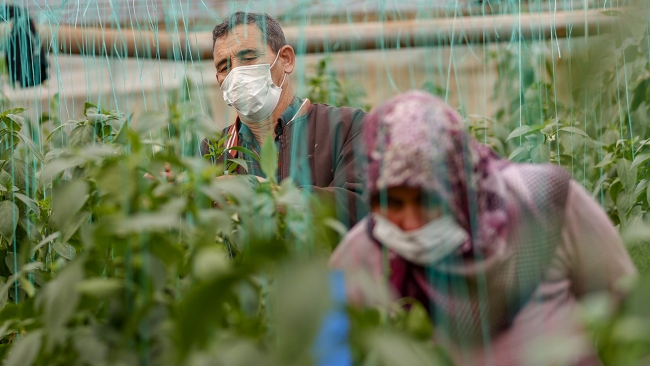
[2,5,48,87]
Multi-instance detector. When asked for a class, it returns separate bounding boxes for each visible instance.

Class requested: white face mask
[220,52,287,123]
[372,214,469,266]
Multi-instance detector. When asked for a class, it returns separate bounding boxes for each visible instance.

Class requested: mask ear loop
[277,73,287,88]
[270,52,287,88]
[270,51,281,68]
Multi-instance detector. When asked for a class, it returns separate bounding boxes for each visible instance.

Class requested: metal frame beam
[40,9,616,60]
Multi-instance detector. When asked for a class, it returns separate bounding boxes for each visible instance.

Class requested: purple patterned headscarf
[364,90,510,253]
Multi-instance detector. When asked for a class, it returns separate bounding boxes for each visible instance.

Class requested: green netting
[0,0,649,365]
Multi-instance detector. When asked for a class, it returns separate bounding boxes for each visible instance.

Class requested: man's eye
[244,57,256,62]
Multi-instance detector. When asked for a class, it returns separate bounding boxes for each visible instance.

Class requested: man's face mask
[220,52,287,123]
[372,213,468,266]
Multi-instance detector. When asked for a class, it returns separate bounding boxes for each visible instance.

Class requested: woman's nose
[400,204,426,231]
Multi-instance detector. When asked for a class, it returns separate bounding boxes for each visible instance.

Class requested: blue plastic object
[313,270,352,366]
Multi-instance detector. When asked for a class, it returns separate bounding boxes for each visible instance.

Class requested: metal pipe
[275,0,594,24]
[40,8,616,60]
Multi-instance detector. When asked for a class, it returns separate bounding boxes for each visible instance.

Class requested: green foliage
[581,274,650,365]
[0,80,441,364]
[463,6,650,364]
[306,57,371,111]
[476,8,650,279]
[0,96,342,364]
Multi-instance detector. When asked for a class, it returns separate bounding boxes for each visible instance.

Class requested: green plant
[306,57,371,111]
[0,96,339,364]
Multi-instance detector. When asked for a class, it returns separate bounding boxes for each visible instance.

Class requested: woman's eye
[386,198,402,208]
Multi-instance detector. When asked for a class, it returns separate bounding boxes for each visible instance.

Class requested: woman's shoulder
[500,162,572,214]
[329,217,379,269]
[342,217,372,242]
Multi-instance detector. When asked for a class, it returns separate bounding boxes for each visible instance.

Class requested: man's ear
[278,45,295,74]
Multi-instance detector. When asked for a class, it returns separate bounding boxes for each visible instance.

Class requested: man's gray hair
[212,12,287,54]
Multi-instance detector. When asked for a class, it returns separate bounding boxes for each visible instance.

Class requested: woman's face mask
[370,187,468,265]
[220,52,287,123]
[370,187,443,230]
[372,213,468,266]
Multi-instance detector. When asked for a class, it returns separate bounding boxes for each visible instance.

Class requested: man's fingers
[216,174,235,180]
[143,169,174,182]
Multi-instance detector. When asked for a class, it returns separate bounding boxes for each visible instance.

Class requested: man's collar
[234,117,256,145]
[277,96,303,127]
[236,96,303,143]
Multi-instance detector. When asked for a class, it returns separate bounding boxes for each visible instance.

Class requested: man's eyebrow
[235,48,259,59]
[215,49,259,71]
[215,57,228,71]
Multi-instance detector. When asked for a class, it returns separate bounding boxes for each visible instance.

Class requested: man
[202,12,367,227]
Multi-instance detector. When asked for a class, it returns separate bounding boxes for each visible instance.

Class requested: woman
[329,91,636,365]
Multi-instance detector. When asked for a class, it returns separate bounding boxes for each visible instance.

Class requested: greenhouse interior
[0,0,649,365]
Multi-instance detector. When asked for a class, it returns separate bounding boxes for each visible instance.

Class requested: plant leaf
[616,192,634,225]
[405,301,433,340]
[595,152,615,168]
[506,124,543,141]
[228,146,261,162]
[634,179,649,199]
[559,126,590,138]
[0,115,21,132]
[36,259,84,348]
[69,124,95,147]
[367,331,450,366]
[51,180,89,230]
[83,102,98,115]
[14,132,45,161]
[1,107,26,117]
[76,278,123,299]
[61,211,91,244]
[112,199,186,235]
[630,152,650,171]
[31,232,61,255]
[135,112,168,135]
[13,193,39,214]
[5,329,42,366]
[53,242,77,260]
[45,120,79,142]
[530,144,551,163]
[260,133,278,182]
[19,276,35,297]
[40,156,86,184]
[2,159,36,193]
[616,159,638,193]
[0,169,12,191]
[228,158,249,173]
[0,201,19,243]
[508,145,528,160]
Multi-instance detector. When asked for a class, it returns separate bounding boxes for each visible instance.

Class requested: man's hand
[215,175,266,183]
[144,163,174,182]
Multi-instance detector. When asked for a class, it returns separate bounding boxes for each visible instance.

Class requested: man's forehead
[215,24,265,55]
